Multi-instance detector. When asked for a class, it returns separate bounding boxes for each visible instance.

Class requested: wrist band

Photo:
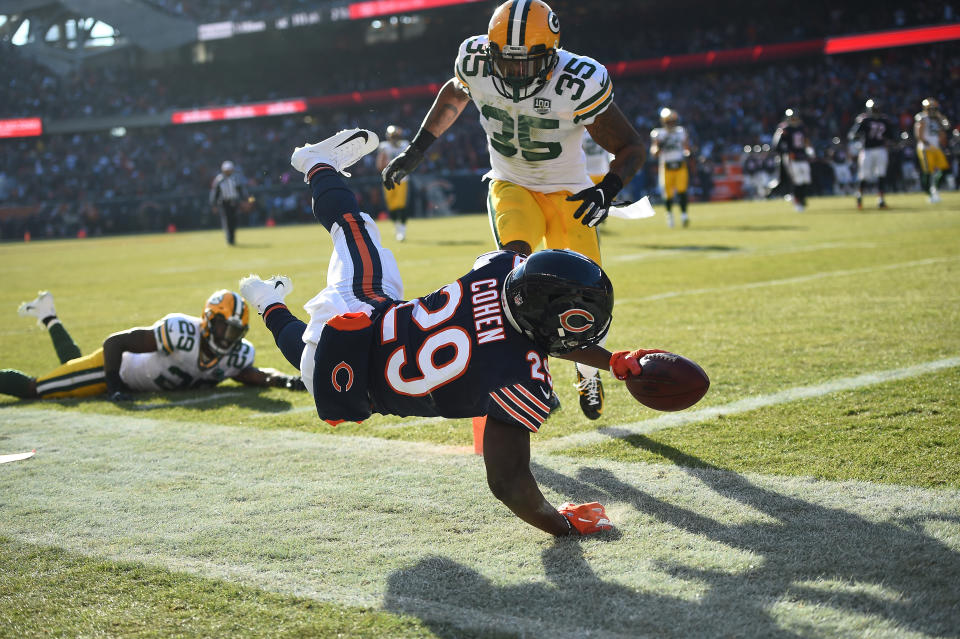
[410,129,437,153]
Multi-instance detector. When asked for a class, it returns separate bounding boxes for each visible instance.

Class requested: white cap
[221,160,234,172]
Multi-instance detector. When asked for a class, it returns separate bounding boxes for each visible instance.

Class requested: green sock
[0,369,36,398]
[47,321,81,364]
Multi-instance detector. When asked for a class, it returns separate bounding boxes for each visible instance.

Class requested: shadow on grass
[2,386,296,414]
[619,243,739,252]
[385,440,960,637]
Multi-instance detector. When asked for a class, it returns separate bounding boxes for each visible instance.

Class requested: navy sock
[263,304,307,369]
[308,166,361,231]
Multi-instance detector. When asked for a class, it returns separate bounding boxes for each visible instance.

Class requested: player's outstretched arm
[482,417,575,536]
[233,366,305,391]
[102,328,157,400]
[382,78,471,189]
[585,103,646,185]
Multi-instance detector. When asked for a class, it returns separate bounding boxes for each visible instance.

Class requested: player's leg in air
[1,291,103,400]
[241,129,401,401]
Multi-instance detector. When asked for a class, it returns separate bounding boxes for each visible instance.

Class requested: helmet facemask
[199,290,249,368]
[488,41,557,102]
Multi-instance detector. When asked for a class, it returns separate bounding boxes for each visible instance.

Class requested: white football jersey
[119,313,255,391]
[915,112,944,148]
[454,35,613,193]
[582,132,612,177]
[378,139,408,163]
[651,126,689,164]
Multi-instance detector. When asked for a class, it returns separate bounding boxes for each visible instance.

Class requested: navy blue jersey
[367,251,555,432]
[850,113,895,148]
[774,122,807,155]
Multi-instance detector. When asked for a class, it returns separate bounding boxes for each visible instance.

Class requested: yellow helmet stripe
[507,0,532,47]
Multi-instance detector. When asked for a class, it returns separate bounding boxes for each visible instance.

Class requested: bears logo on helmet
[503,249,613,355]
[487,0,560,102]
[199,290,249,368]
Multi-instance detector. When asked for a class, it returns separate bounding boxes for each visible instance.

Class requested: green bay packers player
[914,97,951,203]
[382,0,646,422]
[376,125,412,241]
[0,290,304,402]
[650,108,693,228]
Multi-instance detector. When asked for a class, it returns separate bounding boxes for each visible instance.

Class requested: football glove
[568,173,623,228]
[382,129,436,190]
[382,148,423,190]
[558,502,613,535]
[609,349,670,380]
[108,390,133,403]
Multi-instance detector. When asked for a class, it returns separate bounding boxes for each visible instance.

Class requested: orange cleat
[559,502,613,535]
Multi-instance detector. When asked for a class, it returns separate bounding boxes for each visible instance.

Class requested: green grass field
[2,192,959,638]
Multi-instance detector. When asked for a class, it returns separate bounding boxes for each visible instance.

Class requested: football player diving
[241,128,666,537]
[1,290,305,402]
[381,0,647,423]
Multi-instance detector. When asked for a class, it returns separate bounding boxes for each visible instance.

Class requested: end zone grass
[1,192,959,637]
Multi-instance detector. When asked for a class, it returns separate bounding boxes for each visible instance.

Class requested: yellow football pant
[486,180,601,265]
[918,147,949,173]
[35,348,107,399]
[382,181,409,211]
[660,164,689,196]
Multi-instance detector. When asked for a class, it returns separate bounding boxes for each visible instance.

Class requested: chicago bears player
[1,289,304,401]
[848,99,896,210]
[242,128,661,537]
[772,108,814,212]
[650,108,693,228]
[381,0,646,423]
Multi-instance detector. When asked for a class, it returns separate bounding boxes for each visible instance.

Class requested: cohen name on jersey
[367,251,555,432]
[119,313,255,391]
[454,35,613,194]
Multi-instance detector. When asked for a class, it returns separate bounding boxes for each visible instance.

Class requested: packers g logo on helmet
[487,0,560,102]
[199,289,249,367]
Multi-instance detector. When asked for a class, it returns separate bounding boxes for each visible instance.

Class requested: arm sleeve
[487,379,554,433]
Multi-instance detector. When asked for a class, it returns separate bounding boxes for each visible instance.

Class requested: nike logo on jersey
[274,281,284,289]
[337,131,369,147]
[540,387,552,400]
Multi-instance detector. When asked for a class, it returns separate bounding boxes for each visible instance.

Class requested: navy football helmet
[503,249,613,355]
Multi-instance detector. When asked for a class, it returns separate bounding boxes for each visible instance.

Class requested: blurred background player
[772,108,814,212]
[650,107,692,227]
[827,138,855,196]
[583,131,614,184]
[2,290,303,401]
[376,125,412,241]
[381,0,647,422]
[848,98,896,209]
[914,97,951,203]
[209,160,249,246]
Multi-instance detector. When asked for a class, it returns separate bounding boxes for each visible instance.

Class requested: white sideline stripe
[540,356,960,452]
[619,256,957,303]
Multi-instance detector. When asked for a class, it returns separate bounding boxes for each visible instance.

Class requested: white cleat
[239,274,293,315]
[928,190,941,204]
[290,128,380,181]
[18,290,56,326]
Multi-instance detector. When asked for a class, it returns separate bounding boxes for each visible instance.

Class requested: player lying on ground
[240,128,663,537]
[1,290,305,401]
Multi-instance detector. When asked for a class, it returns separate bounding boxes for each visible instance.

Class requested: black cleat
[576,368,604,420]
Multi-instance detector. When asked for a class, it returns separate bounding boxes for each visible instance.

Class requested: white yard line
[1,408,958,638]
[618,256,957,303]
[131,391,246,409]
[539,356,960,452]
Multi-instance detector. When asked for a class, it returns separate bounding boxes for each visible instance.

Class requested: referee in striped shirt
[209,160,248,246]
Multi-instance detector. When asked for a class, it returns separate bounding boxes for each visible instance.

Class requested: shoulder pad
[455,35,488,94]
[565,54,612,124]
[153,313,200,355]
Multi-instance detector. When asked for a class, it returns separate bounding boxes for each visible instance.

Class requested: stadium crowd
[1,1,957,240]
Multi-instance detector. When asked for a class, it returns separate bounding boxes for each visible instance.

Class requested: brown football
[625,352,709,412]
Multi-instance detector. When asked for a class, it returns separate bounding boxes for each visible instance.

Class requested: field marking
[618,256,958,303]
[131,391,246,409]
[540,356,960,452]
[1,408,959,638]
